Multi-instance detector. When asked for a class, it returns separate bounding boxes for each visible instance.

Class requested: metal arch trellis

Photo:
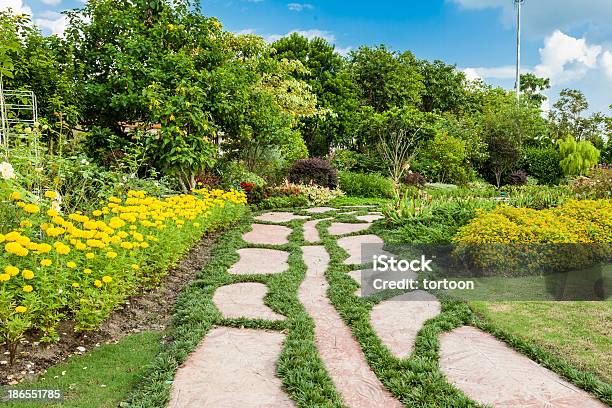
[0,75,39,161]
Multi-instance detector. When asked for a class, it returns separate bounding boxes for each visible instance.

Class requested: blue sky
[4,0,612,113]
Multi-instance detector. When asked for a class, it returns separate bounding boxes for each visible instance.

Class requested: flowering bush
[0,188,246,360]
[453,200,612,276]
[571,168,612,199]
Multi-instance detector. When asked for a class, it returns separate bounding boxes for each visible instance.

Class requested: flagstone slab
[254,212,308,223]
[337,234,393,265]
[242,224,292,245]
[299,246,403,408]
[169,327,294,408]
[439,326,606,408]
[228,248,289,275]
[305,207,337,214]
[213,282,285,321]
[303,218,332,243]
[356,214,385,223]
[370,290,440,358]
[328,222,371,236]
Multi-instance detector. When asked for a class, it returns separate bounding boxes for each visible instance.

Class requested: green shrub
[521,147,563,185]
[218,161,266,190]
[330,149,385,173]
[338,171,394,198]
[414,132,471,185]
[559,137,600,176]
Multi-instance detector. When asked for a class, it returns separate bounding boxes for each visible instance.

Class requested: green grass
[125,213,344,407]
[328,196,391,207]
[470,301,612,384]
[2,331,162,408]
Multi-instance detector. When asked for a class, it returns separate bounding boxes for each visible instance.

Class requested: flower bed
[0,188,246,359]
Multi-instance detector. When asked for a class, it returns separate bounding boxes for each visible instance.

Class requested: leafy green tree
[415,132,470,184]
[519,73,550,108]
[349,45,424,112]
[272,33,361,156]
[548,89,608,148]
[418,60,468,114]
[558,136,600,176]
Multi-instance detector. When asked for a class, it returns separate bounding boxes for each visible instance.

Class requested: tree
[558,136,600,176]
[349,45,424,112]
[519,73,550,108]
[548,89,608,147]
[418,60,469,114]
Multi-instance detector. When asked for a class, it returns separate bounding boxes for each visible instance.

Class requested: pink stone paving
[370,290,440,358]
[439,326,607,408]
[169,327,294,408]
[355,214,384,223]
[242,224,292,245]
[213,282,285,321]
[228,248,289,275]
[303,218,332,243]
[299,246,403,408]
[305,206,337,214]
[254,211,308,223]
[337,234,393,265]
[327,222,371,236]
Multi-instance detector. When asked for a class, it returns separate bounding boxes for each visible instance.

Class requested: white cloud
[35,12,68,36]
[448,0,612,38]
[235,28,257,35]
[40,0,61,5]
[0,0,32,16]
[335,46,352,57]
[287,3,313,12]
[534,30,601,84]
[602,51,612,81]
[264,29,336,44]
[463,65,517,81]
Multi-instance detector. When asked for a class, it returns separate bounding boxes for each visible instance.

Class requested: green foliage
[418,60,469,114]
[571,168,612,199]
[329,149,385,173]
[520,73,550,108]
[505,185,573,210]
[217,161,266,189]
[414,132,471,185]
[558,136,600,176]
[338,171,394,198]
[349,45,424,112]
[602,140,612,164]
[520,146,563,185]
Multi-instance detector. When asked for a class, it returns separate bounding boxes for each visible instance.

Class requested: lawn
[471,301,612,384]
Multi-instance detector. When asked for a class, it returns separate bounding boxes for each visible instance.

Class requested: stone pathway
[213,282,285,321]
[299,245,403,408]
[228,248,289,275]
[169,327,293,408]
[440,326,606,408]
[171,210,605,408]
[242,224,291,245]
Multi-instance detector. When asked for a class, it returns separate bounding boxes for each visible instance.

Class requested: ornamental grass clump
[0,188,247,362]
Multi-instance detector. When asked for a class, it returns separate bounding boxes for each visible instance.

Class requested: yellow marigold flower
[105,251,118,259]
[66,261,77,269]
[86,252,95,259]
[72,282,80,288]
[92,210,103,217]
[55,243,71,255]
[4,265,19,276]
[37,243,52,253]
[20,220,33,228]
[102,275,112,283]
[0,273,10,282]
[121,242,133,250]
[44,191,58,199]
[15,306,27,313]
[5,242,28,256]
[94,280,102,288]
[84,268,92,275]
[22,269,34,280]
[47,209,59,217]
[131,264,140,270]
[10,191,21,201]
[40,259,53,267]
[23,204,40,214]
[22,285,33,293]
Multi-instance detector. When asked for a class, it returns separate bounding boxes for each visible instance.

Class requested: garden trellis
[0,78,39,158]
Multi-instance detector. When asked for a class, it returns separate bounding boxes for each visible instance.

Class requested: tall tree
[418,60,468,114]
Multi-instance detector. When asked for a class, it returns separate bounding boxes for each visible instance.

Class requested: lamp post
[515,0,524,102]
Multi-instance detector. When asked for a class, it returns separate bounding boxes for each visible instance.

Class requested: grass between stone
[2,331,162,408]
[124,212,345,408]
